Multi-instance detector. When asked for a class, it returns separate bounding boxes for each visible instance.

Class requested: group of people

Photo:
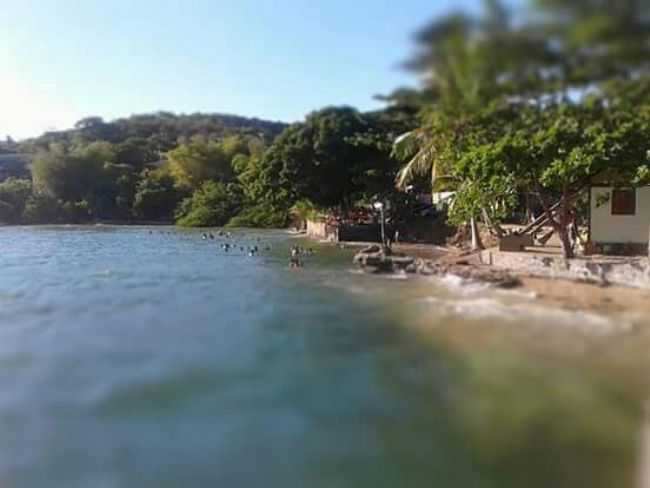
[199,231,316,267]
[201,232,271,256]
[289,245,315,268]
[219,242,267,256]
[202,231,232,240]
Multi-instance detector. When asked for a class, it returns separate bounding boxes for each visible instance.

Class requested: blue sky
[1,0,487,139]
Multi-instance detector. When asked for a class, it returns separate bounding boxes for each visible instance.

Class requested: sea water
[0,226,646,487]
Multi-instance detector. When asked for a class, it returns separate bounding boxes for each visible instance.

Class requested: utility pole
[373,201,387,250]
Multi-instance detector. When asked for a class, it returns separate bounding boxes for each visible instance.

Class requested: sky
[0,0,485,140]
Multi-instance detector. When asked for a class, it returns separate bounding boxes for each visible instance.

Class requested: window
[611,189,636,216]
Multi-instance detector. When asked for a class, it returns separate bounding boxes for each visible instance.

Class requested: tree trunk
[525,193,534,224]
[557,226,575,259]
[535,185,575,259]
[482,207,505,238]
[555,190,575,259]
[470,217,484,251]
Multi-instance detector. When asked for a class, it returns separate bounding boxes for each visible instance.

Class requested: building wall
[591,187,650,245]
[479,249,650,289]
[339,224,384,243]
[306,219,339,242]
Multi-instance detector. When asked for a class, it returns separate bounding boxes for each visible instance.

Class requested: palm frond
[393,128,445,190]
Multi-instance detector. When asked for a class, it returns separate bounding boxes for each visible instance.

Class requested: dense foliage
[0,112,289,226]
[1,107,415,227]
[394,0,650,257]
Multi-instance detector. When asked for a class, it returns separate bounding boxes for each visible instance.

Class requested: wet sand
[520,276,650,316]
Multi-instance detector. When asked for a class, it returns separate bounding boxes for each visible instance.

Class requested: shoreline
[518,276,650,316]
[3,225,649,318]
[346,241,650,318]
[0,221,175,227]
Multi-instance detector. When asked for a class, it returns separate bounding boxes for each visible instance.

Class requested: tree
[132,169,183,221]
[114,137,158,169]
[16,111,288,225]
[31,141,118,219]
[395,0,558,184]
[533,0,650,87]
[167,135,248,190]
[175,181,243,227]
[0,178,32,224]
[22,193,64,224]
[32,142,114,200]
[248,106,414,222]
[74,116,105,130]
[448,99,650,257]
[103,163,140,219]
[395,0,650,255]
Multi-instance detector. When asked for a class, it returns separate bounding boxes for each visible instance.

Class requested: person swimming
[289,246,302,268]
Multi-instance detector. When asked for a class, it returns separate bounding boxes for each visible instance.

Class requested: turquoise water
[0,226,646,487]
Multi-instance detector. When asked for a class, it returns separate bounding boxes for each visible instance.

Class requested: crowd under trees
[2,0,650,258]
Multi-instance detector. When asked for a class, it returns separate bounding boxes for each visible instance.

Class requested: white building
[590,186,650,252]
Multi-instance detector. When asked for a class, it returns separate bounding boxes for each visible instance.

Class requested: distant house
[589,186,650,254]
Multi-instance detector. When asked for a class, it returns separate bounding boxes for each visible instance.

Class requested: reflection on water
[0,226,647,487]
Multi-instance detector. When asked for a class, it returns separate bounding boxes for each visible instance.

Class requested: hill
[19,112,289,153]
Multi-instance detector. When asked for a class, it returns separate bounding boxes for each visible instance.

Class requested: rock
[405,262,419,274]
[353,247,412,274]
[358,244,382,254]
[390,256,416,270]
[354,249,521,288]
[424,262,522,288]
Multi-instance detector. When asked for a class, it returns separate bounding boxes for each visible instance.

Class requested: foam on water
[419,294,630,335]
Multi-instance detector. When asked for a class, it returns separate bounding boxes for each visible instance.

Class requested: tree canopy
[2,105,414,227]
[394,0,650,256]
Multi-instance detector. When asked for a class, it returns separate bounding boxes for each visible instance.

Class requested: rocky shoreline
[353,245,521,289]
[352,244,650,318]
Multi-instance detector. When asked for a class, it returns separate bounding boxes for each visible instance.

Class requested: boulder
[354,249,521,288]
[353,248,413,274]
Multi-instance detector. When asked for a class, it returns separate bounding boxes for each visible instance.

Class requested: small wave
[420,296,627,335]
[435,274,492,295]
[347,269,366,276]
[382,273,409,280]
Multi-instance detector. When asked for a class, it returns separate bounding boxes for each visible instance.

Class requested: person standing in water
[289,246,302,268]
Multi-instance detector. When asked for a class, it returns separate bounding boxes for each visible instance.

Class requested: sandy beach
[520,276,650,316]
